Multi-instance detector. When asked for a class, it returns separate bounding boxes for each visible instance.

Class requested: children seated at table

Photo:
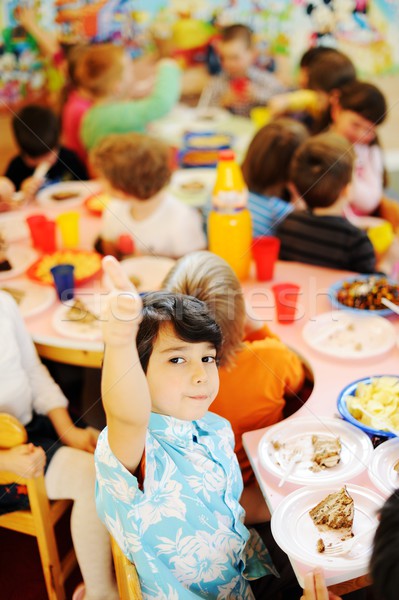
[4,105,88,200]
[91,133,206,258]
[329,80,389,218]
[79,44,181,151]
[241,118,309,237]
[276,132,376,274]
[0,291,118,600]
[268,47,356,134]
[199,23,285,117]
[95,256,276,598]
[163,251,305,525]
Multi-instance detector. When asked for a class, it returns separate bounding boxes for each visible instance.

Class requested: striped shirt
[276,211,376,273]
[200,67,285,117]
[248,191,293,238]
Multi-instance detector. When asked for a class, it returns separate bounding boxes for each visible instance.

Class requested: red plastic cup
[26,214,47,249]
[272,283,300,324]
[252,236,280,281]
[40,220,57,253]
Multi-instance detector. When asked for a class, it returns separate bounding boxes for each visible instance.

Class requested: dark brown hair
[306,49,356,92]
[241,118,309,198]
[338,80,387,125]
[90,133,171,199]
[221,23,253,47]
[136,292,222,373]
[13,105,60,158]
[289,132,354,208]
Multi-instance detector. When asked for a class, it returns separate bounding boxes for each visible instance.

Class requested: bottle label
[212,189,247,210]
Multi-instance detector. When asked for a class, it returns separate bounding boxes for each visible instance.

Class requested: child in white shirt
[91,133,206,258]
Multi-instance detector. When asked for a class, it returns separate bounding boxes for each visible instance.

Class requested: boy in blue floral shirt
[95,256,276,599]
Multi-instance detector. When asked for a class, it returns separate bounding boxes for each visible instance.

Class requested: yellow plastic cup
[250,107,271,130]
[367,220,394,256]
[56,211,80,249]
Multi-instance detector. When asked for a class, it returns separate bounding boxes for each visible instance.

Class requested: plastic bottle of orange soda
[208,150,252,280]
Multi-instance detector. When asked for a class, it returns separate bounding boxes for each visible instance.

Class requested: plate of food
[302,310,396,359]
[337,375,399,439]
[0,213,30,243]
[36,181,100,207]
[368,437,399,496]
[84,191,111,216]
[26,250,102,286]
[0,244,38,281]
[258,417,373,486]
[271,484,384,571]
[52,296,102,340]
[328,275,399,316]
[0,281,56,318]
[169,169,216,207]
[102,256,175,292]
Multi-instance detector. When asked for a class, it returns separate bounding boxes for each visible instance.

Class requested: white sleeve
[5,294,69,415]
[101,200,127,242]
[172,207,206,257]
[349,145,384,215]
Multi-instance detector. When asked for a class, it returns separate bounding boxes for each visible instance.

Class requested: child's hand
[301,568,342,600]
[3,444,46,479]
[63,426,100,453]
[101,256,143,347]
[20,176,43,201]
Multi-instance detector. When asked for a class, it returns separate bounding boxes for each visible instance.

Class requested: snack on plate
[311,436,341,470]
[393,459,399,473]
[309,487,354,552]
[0,286,25,304]
[28,251,102,285]
[336,276,399,311]
[346,376,399,432]
[129,275,141,288]
[51,191,80,201]
[179,180,205,192]
[66,299,98,324]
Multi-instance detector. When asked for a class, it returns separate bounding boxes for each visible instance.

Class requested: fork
[323,525,376,556]
[278,448,302,488]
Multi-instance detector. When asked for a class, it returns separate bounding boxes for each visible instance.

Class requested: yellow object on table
[250,107,271,130]
[56,210,80,248]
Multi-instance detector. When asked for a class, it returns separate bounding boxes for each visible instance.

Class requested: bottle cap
[117,234,135,255]
[219,149,235,161]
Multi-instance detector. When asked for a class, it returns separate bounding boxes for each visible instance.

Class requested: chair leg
[27,477,66,600]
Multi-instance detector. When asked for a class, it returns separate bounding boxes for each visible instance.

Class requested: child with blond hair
[92,133,206,258]
[79,44,180,151]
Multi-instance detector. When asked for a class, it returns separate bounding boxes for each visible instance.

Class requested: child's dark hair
[12,105,60,158]
[306,49,356,92]
[136,292,222,373]
[241,118,309,199]
[299,46,332,68]
[289,132,354,208]
[221,24,253,47]
[370,490,399,600]
[338,80,387,125]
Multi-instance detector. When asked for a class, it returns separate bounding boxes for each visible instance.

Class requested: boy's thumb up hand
[101,256,143,347]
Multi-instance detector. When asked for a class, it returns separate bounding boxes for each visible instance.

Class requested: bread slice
[309,487,354,552]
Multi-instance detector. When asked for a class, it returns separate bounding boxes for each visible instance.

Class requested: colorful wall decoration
[1,0,398,107]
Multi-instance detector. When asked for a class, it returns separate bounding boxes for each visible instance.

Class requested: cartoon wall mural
[1,0,398,107]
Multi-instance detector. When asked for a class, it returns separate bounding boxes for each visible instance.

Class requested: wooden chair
[0,413,77,600]
[111,536,142,600]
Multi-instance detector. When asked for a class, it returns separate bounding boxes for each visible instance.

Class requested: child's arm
[101,256,150,472]
[47,407,99,453]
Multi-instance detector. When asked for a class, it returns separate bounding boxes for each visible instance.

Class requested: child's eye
[170,357,184,364]
[202,356,216,363]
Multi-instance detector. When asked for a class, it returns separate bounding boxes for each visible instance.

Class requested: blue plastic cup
[50,264,75,301]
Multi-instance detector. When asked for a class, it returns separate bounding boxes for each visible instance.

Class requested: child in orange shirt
[163,250,304,524]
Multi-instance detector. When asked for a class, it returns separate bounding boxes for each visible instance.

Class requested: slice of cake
[66,299,98,324]
[309,487,354,552]
[311,435,341,470]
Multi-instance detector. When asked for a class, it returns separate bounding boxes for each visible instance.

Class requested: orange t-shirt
[210,325,304,486]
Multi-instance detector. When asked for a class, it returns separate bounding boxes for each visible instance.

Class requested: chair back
[111,536,143,600]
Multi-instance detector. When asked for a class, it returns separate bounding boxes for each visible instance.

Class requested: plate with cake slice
[271,484,384,570]
[368,437,399,497]
[52,296,103,340]
[36,181,100,208]
[258,417,373,486]
[0,281,56,318]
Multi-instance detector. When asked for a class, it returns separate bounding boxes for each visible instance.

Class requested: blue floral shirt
[95,411,275,599]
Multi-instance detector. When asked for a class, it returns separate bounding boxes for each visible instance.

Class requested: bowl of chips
[337,375,399,439]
